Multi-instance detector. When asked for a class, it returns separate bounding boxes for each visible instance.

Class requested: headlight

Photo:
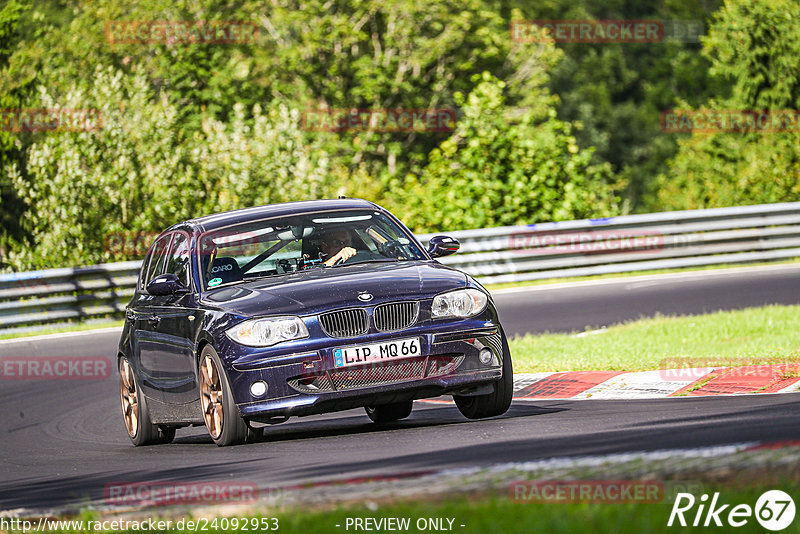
[225,317,309,347]
[431,289,488,319]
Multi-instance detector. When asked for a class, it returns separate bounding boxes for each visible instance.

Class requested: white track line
[440,443,761,476]
[572,369,711,400]
[776,380,800,394]
[0,326,123,345]
[489,263,800,295]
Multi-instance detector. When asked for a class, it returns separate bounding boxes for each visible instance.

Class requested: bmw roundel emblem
[358,292,373,302]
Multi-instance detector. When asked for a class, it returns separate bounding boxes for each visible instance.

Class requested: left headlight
[431,288,489,319]
[225,317,309,347]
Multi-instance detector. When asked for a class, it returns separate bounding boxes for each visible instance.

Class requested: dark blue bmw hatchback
[118,199,513,446]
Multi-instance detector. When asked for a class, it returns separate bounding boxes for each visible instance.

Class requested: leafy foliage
[656,0,800,210]
[389,73,619,231]
[8,68,332,268]
[3,0,791,269]
[504,0,725,210]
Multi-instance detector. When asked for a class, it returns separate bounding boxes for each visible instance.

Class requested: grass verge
[508,304,800,373]
[258,485,800,534]
[45,479,800,534]
[0,320,124,341]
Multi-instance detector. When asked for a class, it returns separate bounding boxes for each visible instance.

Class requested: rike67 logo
[668,490,796,531]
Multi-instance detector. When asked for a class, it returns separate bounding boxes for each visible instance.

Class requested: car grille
[288,355,464,393]
[374,301,419,332]
[319,308,369,338]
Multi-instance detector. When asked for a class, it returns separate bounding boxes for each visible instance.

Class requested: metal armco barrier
[2,202,800,334]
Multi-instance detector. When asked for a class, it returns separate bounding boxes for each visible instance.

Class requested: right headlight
[431,288,489,319]
[225,316,309,347]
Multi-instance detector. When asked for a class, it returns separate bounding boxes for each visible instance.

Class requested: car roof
[170,198,382,233]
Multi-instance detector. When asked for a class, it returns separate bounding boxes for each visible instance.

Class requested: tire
[157,427,176,444]
[454,331,513,419]
[119,358,173,446]
[365,400,413,423]
[199,345,257,446]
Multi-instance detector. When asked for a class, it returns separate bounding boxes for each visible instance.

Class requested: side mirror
[146,273,189,296]
[427,235,460,258]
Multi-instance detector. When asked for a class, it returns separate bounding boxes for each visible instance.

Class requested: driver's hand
[324,247,357,266]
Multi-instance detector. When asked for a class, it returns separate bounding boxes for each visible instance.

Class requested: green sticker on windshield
[208,277,222,287]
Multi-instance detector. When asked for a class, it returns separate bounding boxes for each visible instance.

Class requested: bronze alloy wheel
[118,357,175,446]
[198,345,257,446]
[119,358,139,437]
[200,354,224,439]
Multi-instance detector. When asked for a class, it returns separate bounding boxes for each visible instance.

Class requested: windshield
[197,209,427,289]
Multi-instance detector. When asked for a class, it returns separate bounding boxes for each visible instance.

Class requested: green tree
[8,67,202,269]
[2,0,628,269]
[388,73,619,232]
[0,0,32,267]
[7,66,344,270]
[194,102,332,212]
[498,0,724,211]
[656,0,800,210]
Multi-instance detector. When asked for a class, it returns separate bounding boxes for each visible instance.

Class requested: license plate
[333,338,422,368]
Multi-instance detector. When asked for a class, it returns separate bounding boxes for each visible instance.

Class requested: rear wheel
[365,400,413,423]
[454,332,513,419]
[119,358,174,446]
[157,427,176,444]
[199,345,257,446]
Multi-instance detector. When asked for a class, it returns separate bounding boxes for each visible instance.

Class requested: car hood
[201,261,468,317]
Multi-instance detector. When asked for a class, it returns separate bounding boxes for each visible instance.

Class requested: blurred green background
[1,0,798,271]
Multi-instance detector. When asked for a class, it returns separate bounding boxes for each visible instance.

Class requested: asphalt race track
[493,264,800,336]
[1,264,799,512]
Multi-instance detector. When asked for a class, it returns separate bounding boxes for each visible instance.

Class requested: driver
[320,229,357,266]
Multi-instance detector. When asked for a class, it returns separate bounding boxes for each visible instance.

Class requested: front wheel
[199,345,258,446]
[365,400,413,423]
[454,332,513,419]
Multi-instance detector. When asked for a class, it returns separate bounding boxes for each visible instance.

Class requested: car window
[198,210,426,289]
[165,233,190,288]
[141,234,172,291]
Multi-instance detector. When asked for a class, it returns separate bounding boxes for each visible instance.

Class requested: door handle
[148,315,161,327]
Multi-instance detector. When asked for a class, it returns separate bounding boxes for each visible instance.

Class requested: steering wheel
[333,250,380,266]
[377,240,404,259]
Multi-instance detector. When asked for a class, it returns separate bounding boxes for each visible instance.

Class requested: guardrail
[2,202,800,335]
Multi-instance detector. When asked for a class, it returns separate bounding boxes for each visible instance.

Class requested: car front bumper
[224,322,505,420]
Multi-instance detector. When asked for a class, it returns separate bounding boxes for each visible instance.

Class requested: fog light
[479,348,493,365]
[250,381,268,397]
